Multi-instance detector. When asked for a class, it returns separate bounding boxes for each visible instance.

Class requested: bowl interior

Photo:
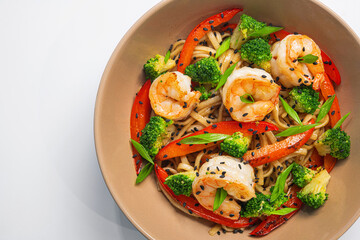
[95,0,360,239]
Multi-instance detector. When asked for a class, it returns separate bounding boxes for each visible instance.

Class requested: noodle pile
[154,29,330,234]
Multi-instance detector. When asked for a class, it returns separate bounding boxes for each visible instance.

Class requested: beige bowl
[95,0,360,239]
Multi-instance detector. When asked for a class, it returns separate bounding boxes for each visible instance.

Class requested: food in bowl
[129,8,351,236]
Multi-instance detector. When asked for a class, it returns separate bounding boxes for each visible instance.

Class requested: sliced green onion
[131,139,154,164]
[316,95,335,123]
[213,188,228,211]
[135,163,153,184]
[333,112,351,129]
[215,37,231,59]
[180,133,230,144]
[270,163,294,202]
[269,208,298,215]
[249,26,284,38]
[215,61,238,91]
[240,93,255,103]
[275,123,320,137]
[279,96,302,125]
[297,54,319,64]
[164,50,171,63]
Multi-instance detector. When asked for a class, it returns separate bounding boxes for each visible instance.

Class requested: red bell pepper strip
[321,51,341,85]
[324,155,337,173]
[244,120,315,167]
[268,29,291,45]
[155,164,258,228]
[177,8,242,73]
[130,80,152,174]
[320,74,341,128]
[221,23,237,32]
[305,149,324,170]
[250,186,302,236]
[155,121,278,161]
[269,29,341,85]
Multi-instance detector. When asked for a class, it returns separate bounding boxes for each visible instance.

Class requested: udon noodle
[153,30,330,234]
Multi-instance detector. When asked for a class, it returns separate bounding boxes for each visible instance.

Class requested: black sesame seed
[234,49,238,54]
[302,47,305,52]
[183,102,187,108]
[229,107,233,113]
[135,113,138,118]
[196,191,201,195]
[253,130,258,135]
[212,124,217,128]
[200,185,204,190]
[163,154,168,158]
[209,20,214,24]
[290,68,294,71]
[137,132,140,138]
[139,101,143,105]
[188,210,193,214]
[262,75,267,78]
[294,32,299,35]
[183,203,186,207]
[194,38,199,41]
[313,62,318,65]
[229,214,234,217]
[221,13,224,18]
[239,123,243,128]
[304,80,309,84]
[292,59,297,63]
[248,128,253,132]
[265,126,268,131]
[220,211,223,215]
[219,175,225,178]
[238,164,242,169]
[298,78,302,83]
[276,76,280,81]
[196,172,199,177]
[136,160,140,164]
[331,110,335,115]
[242,113,248,117]
[132,154,138,158]
[251,152,255,156]
[203,27,208,31]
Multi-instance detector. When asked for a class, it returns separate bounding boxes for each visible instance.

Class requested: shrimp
[271,34,325,90]
[222,67,280,122]
[149,71,201,120]
[192,155,256,220]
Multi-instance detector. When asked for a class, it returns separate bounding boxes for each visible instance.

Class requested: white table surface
[1,0,359,239]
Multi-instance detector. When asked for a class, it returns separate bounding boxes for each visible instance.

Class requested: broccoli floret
[144,54,176,81]
[230,14,268,50]
[184,57,221,85]
[240,14,267,40]
[140,116,173,158]
[314,128,350,159]
[297,168,331,209]
[240,38,272,72]
[291,163,316,188]
[220,132,250,158]
[241,193,273,218]
[288,85,320,114]
[194,85,212,101]
[164,171,196,196]
[271,190,289,209]
[241,191,287,218]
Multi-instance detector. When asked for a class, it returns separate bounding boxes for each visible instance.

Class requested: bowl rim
[94,0,360,239]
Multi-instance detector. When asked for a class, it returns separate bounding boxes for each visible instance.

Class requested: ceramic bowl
[95,0,360,239]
